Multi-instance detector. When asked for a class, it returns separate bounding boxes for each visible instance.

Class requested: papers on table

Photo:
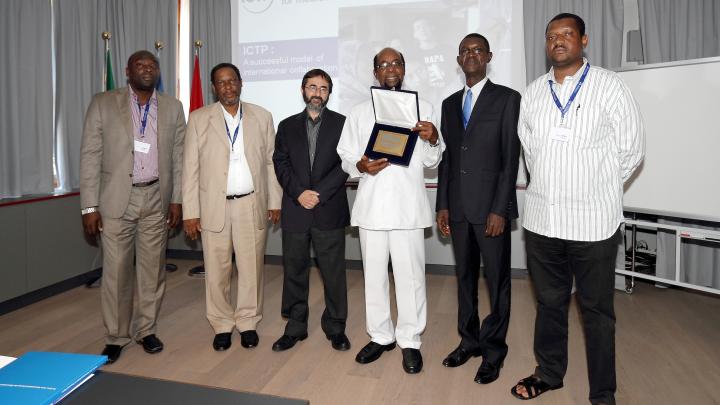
[0,355,17,369]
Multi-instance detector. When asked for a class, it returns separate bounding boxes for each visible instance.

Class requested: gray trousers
[101,183,167,346]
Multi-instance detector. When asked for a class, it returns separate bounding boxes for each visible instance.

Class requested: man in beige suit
[183,62,281,351]
[80,50,186,364]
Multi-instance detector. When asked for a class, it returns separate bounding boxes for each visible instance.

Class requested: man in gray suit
[80,50,186,364]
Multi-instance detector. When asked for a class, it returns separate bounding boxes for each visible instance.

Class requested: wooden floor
[1,259,719,405]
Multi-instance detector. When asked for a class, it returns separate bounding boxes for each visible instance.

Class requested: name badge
[229,152,243,162]
[549,126,571,143]
[134,139,151,154]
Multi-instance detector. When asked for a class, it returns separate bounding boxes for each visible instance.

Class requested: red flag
[190,54,204,113]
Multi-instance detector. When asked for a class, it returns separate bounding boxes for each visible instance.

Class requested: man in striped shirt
[80,50,186,364]
[511,13,645,405]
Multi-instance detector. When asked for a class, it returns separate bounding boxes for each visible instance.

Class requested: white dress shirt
[337,97,445,230]
[518,58,645,241]
[462,76,489,112]
[222,105,254,195]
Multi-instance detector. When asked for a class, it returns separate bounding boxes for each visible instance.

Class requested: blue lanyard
[137,102,150,136]
[548,63,590,121]
[225,121,239,151]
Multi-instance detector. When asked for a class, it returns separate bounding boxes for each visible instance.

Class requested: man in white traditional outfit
[337,47,445,374]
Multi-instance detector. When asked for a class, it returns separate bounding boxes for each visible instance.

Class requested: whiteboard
[618,57,720,222]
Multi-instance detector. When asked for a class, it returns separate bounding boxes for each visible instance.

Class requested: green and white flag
[105,49,115,91]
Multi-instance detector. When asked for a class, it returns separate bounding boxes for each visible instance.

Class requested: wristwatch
[81,206,98,215]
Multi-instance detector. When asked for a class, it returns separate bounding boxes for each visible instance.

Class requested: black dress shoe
[213,332,232,351]
[240,330,259,348]
[355,341,396,364]
[136,334,164,354]
[474,361,502,384]
[442,345,481,367]
[101,344,122,364]
[272,333,307,352]
[401,348,423,374]
[327,334,351,351]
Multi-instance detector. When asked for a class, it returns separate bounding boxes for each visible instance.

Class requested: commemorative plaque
[364,87,420,166]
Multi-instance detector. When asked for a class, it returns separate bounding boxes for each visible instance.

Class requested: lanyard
[225,121,239,151]
[548,63,590,121]
[137,102,150,136]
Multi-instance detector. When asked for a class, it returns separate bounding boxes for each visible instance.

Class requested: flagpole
[188,38,206,279]
[102,32,111,90]
[88,31,113,289]
[154,40,165,93]
[155,40,164,58]
[160,38,175,272]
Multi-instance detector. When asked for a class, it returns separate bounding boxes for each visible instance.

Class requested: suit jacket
[80,87,186,218]
[273,109,349,233]
[436,80,521,224]
[183,101,282,232]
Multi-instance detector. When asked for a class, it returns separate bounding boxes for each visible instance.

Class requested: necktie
[462,89,473,129]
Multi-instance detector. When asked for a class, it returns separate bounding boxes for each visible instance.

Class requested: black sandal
[510,375,563,400]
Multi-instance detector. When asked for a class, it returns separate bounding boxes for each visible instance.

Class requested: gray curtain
[523,0,624,83]
[638,0,720,64]
[0,0,54,198]
[190,0,232,106]
[53,0,177,191]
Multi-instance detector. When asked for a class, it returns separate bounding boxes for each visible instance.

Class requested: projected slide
[232,0,515,181]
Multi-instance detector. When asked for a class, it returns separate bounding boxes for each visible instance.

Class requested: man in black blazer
[436,33,521,384]
[271,69,351,352]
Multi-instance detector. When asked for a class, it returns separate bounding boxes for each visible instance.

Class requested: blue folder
[0,352,106,405]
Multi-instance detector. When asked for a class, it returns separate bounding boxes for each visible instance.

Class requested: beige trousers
[101,183,167,346]
[201,194,266,333]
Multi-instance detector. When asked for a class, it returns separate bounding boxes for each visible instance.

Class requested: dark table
[61,371,308,405]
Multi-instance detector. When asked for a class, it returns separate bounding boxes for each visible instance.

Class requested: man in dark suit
[271,69,351,352]
[436,33,521,384]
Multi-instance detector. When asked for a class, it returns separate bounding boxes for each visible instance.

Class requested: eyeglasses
[305,85,329,94]
[459,47,488,57]
[215,79,240,88]
[375,60,405,71]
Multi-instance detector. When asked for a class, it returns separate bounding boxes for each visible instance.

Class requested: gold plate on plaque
[372,130,409,157]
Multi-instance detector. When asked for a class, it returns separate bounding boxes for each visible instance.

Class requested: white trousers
[359,228,427,349]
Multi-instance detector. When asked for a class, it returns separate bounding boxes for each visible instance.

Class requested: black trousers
[450,220,512,366]
[525,229,621,405]
[281,227,347,337]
